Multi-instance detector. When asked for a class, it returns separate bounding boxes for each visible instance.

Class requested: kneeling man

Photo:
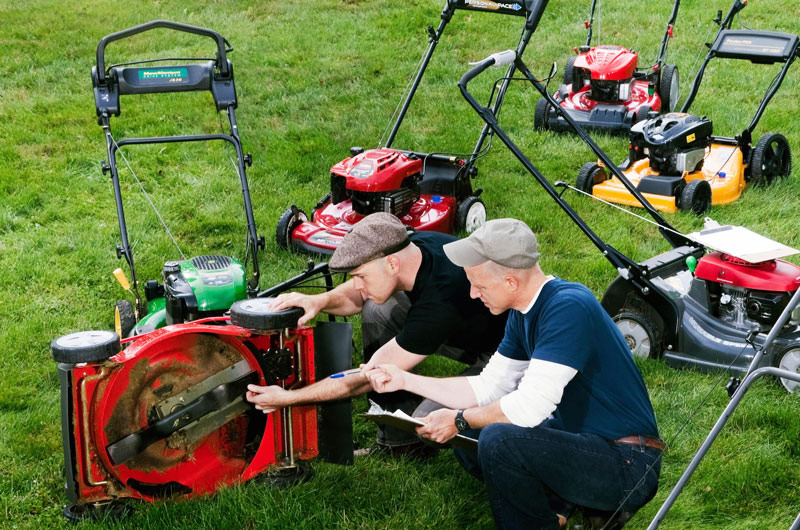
[365,218,662,530]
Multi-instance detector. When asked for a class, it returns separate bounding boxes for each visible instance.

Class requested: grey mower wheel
[776,347,800,394]
[613,312,657,359]
[51,330,121,364]
[276,207,308,249]
[659,64,679,112]
[230,297,305,331]
[455,196,486,234]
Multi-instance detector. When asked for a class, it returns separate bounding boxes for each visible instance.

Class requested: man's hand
[246,384,292,414]
[363,364,407,393]
[416,409,459,444]
[270,292,326,326]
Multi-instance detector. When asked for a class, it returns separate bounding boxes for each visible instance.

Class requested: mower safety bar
[459,51,513,87]
[95,20,231,83]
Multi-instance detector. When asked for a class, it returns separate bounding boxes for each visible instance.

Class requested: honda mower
[276,0,549,255]
[92,21,264,337]
[579,0,797,214]
[534,0,681,135]
[460,49,800,393]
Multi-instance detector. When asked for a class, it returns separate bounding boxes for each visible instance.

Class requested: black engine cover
[630,113,713,174]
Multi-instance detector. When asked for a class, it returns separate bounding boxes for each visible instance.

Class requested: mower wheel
[750,133,791,185]
[230,297,305,331]
[776,347,800,393]
[563,56,576,87]
[534,98,550,131]
[659,64,679,112]
[576,162,607,194]
[455,196,486,234]
[62,501,131,522]
[51,330,120,364]
[613,312,657,359]
[635,105,652,124]
[276,207,308,249]
[679,179,711,215]
[114,300,136,339]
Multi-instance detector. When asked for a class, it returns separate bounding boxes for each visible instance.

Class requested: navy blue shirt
[497,278,659,440]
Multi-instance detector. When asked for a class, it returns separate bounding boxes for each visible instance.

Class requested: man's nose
[469,285,480,299]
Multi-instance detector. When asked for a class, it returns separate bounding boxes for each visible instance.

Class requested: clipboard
[359,402,478,450]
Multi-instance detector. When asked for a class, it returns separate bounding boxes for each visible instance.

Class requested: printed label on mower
[137,68,188,84]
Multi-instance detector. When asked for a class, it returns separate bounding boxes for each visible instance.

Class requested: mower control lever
[470,49,517,67]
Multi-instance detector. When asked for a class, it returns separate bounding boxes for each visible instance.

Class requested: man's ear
[385,254,401,274]
[503,274,519,292]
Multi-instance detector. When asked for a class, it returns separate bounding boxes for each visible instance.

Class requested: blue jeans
[454,422,661,530]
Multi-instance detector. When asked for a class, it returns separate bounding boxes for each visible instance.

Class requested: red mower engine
[695,252,800,331]
[572,45,640,103]
[51,299,319,521]
[330,148,423,218]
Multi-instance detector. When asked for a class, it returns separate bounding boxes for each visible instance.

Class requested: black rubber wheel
[455,196,486,234]
[659,64,679,112]
[534,98,550,131]
[678,179,711,215]
[114,300,136,339]
[750,133,791,185]
[634,105,652,124]
[51,330,120,364]
[230,297,305,330]
[576,162,607,194]
[62,501,131,522]
[276,207,308,249]
[256,461,314,488]
[776,347,800,394]
[613,312,658,359]
[563,56,577,87]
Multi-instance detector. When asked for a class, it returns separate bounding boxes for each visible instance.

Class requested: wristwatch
[454,409,470,433]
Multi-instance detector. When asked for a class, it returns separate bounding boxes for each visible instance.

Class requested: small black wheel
[276,207,308,249]
[776,347,800,393]
[563,56,577,87]
[613,312,658,359]
[635,105,652,124]
[455,196,486,234]
[62,501,131,522]
[256,461,314,488]
[659,64,679,112]
[114,300,136,338]
[230,297,305,330]
[576,162,607,194]
[679,179,711,215]
[534,98,550,131]
[51,330,120,364]
[750,133,791,185]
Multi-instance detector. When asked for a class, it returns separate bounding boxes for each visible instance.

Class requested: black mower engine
[629,113,713,175]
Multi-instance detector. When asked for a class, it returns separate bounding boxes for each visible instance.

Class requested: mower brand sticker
[138,68,188,83]
[686,133,696,143]
[465,0,522,11]
[686,315,748,349]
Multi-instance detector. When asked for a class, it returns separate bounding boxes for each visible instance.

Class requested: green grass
[2,0,800,528]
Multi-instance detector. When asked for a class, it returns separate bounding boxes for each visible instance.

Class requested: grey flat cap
[328,212,411,273]
[443,218,539,269]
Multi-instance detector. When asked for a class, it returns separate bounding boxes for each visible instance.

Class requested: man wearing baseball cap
[246,212,507,455]
[365,218,662,529]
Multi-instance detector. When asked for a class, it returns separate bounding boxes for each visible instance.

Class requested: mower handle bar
[460,50,517,86]
[95,20,231,84]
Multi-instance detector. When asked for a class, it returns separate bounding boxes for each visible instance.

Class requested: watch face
[455,411,469,432]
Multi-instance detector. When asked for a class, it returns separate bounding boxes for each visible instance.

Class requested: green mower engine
[121,255,247,337]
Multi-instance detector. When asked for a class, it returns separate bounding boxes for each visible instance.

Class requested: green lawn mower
[92,21,264,337]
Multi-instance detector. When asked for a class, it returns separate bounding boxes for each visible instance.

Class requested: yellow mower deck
[592,143,746,212]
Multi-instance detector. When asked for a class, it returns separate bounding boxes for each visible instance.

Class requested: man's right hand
[246,384,292,414]
[270,292,326,326]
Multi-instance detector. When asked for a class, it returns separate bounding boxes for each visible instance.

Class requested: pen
[329,368,364,379]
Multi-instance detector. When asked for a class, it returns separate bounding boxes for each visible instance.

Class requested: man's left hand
[416,409,459,444]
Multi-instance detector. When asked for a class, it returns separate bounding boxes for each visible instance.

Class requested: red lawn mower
[51,21,356,520]
[276,0,549,254]
[535,0,680,135]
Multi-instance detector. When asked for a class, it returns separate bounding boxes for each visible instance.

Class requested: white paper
[687,222,799,263]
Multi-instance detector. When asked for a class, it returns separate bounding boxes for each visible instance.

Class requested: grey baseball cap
[328,212,411,273]
[443,218,539,269]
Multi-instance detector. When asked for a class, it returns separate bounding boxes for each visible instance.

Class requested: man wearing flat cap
[246,212,507,454]
[365,218,662,529]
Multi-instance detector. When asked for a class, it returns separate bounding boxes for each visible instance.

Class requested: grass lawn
[2,0,800,528]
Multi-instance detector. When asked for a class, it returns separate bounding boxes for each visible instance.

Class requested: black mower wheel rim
[751,133,791,185]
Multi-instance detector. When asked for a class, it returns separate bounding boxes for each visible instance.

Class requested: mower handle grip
[460,50,517,86]
[95,20,231,84]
